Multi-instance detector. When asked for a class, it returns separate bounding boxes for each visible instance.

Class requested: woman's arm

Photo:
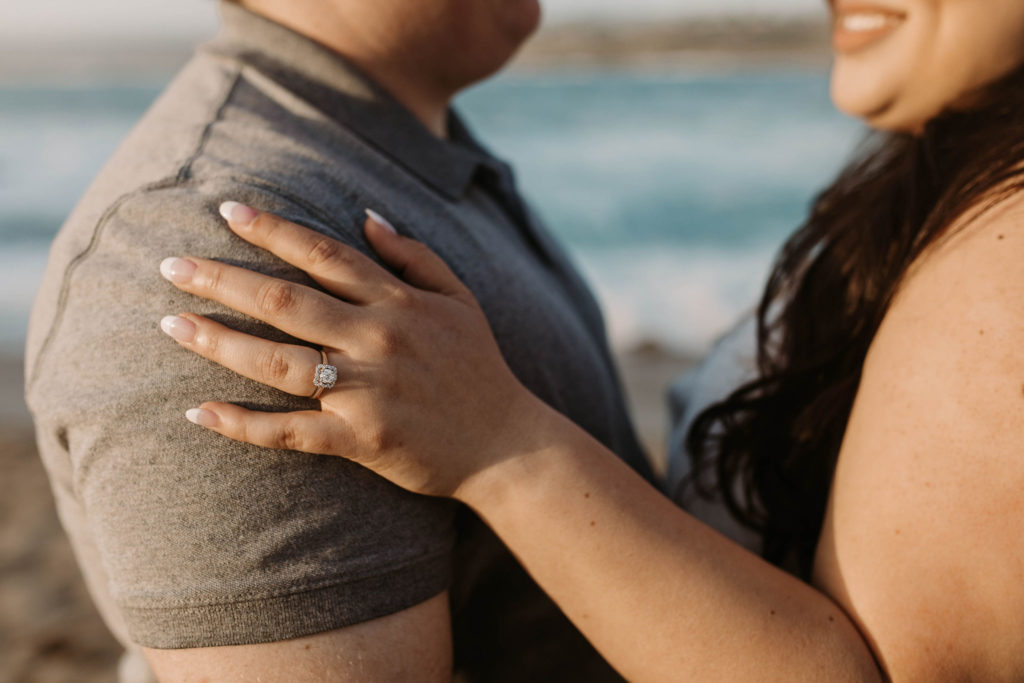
[164,199,1024,680]
[456,197,1024,681]
[459,405,882,682]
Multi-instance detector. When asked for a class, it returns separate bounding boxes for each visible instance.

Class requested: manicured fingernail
[219,201,258,226]
[186,408,220,428]
[160,315,196,343]
[365,209,397,234]
[160,257,197,284]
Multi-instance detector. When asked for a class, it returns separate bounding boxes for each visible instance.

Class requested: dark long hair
[683,64,1024,579]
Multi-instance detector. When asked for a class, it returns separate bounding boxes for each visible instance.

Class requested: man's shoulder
[57,52,373,247]
[28,49,390,386]
[66,56,244,229]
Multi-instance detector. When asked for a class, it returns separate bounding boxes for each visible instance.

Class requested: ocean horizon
[0,64,863,357]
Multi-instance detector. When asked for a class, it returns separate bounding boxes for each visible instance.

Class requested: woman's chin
[833,95,935,133]
[830,78,927,132]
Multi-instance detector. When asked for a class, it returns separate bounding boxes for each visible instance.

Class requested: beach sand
[0,356,123,682]
[0,347,695,680]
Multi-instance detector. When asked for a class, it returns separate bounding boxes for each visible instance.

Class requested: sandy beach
[0,346,694,681]
[0,355,123,682]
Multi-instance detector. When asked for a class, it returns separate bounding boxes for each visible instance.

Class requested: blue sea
[0,67,863,356]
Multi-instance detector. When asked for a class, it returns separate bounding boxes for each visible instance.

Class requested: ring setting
[310,349,337,399]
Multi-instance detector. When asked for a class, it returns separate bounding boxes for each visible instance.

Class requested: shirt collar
[205,1,506,200]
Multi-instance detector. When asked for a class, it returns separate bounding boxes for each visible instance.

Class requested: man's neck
[237,1,454,139]
[345,57,453,139]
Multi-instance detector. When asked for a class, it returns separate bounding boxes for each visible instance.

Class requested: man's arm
[27,184,457,676]
[144,592,452,682]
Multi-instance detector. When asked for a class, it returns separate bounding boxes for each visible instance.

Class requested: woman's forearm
[460,408,883,682]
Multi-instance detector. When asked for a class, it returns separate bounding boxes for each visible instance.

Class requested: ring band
[310,349,338,400]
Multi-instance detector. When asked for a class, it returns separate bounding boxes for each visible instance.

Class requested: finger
[186,403,351,456]
[364,210,472,299]
[161,313,338,398]
[219,202,405,304]
[160,255,353,348]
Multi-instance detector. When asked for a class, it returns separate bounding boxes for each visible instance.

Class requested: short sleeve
[26,181,456,648]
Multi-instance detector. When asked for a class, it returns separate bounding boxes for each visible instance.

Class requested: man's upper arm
[814,197,1024,679]
[143,591,452,682]
[27,184,456,657]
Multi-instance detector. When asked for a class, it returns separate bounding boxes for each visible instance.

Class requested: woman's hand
[158,202,551,499]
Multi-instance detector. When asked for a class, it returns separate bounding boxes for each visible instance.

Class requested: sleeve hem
[124,552,451,649]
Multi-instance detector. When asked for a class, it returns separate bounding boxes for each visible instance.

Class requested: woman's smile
[831,1,907,54]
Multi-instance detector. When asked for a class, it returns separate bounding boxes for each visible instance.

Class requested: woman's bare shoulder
[812,189,1024,680]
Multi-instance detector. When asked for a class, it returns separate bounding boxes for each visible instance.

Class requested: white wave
[575,244,775,355]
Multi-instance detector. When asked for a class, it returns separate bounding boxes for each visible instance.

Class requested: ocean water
[0,67,863,356]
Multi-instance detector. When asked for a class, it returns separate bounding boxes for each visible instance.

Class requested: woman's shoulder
[815,187,1024,678]
[900,186,1024,302]
[880,187,1024,362]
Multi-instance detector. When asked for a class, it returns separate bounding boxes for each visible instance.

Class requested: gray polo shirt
[26,4,651,681]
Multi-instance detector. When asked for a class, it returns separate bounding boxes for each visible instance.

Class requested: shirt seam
[26,66,244,392]
[114,546,452,612]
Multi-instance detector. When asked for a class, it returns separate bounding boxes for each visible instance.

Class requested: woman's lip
[832,5,906,53]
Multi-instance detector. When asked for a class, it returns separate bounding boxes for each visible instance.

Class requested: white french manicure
[186,408,220,428]
[219,201,258,226]
[365,209,397,234]
[160,315,196,343]
[160,257,197,284]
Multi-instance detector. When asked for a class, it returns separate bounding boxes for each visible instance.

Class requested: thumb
[364,209,470,298]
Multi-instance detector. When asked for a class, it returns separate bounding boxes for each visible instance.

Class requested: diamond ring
[310,349,338,400]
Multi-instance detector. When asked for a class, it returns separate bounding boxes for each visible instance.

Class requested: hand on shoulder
[160,203,563,500]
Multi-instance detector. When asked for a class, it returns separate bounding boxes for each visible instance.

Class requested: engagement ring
[310,349,337,400]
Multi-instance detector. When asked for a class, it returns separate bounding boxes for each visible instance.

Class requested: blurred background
[0,0,862,679]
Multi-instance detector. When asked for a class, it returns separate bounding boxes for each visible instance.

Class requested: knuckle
[365,424,397,453]
[387,285,417,307]
[261,346,292,383]
[201,263,225,294]
[195,326,221,357]
[231,415,250,443]
[305,237,344,268]
[249,212,277,239]
[403,242,429,266]
[410,241,440,267]
[407,239,431,258]
[255,280,298,316]
[277,422,302,452]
